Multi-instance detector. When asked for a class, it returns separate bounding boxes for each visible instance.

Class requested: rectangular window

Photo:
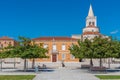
[62,54,66,60]
[52,44,56,51]
[44,44,48,48]
[71,54,75,59]
[62,44,66,50]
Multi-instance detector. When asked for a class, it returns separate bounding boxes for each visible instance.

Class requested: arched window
[92,22,94,25]
[89,22,91,25]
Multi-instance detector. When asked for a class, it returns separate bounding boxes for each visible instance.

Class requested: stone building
[32,37,79,62]
[0,36,20,63]
[0,36,17,48]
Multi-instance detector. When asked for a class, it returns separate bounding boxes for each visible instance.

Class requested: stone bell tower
[82,4,100,40]
[72,4,108,40]
[86,4,97,26]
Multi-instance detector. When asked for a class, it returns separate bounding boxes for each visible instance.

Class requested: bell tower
[86,4,97,27]
[82,4,100,40]
[72,4,108,40]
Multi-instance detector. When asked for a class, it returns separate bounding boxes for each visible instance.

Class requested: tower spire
[88,4,94,17]
[86,4,97,26]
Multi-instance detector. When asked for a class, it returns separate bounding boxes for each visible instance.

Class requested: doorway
[52,54,57,62]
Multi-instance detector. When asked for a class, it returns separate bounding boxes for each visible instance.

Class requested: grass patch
[96,75,120,79]
[0,75,35,80]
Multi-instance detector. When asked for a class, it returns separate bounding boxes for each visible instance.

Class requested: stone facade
[0,36,17,48]
[0,36,19,63]
[32,37,79,62]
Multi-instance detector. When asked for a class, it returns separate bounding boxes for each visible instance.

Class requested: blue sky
[0,0,120,39]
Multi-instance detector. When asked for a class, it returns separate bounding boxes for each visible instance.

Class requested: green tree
[16,36,48,70]
[105,38,119,68]
[1,36,48,71]
[113,39,120,67]
[70,39,96,67]
[93,37,109,67]
[21,44,48,69]
[17,36,31,71]
[0,45,17,70]
[93,37,118,68]
[69,40,84,59]
[70,36,119,68]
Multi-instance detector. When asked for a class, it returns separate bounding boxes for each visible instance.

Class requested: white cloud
[110,30,119,34]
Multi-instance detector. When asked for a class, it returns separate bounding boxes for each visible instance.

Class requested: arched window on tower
[92,22,94,25]
[89,22,91,25]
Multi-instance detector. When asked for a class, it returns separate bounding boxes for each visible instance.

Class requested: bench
[81,64,91,69]
[90,66,106,72]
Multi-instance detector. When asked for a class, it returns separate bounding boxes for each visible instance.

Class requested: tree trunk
[90,58,93,67]
[32,58,35,69]
[26,59,28,69]
[108,58,111,69]
[100,57,102,68]
[24,59,26,71]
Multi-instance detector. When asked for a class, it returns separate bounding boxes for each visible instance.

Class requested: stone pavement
[33,67,100,80]
[0,62,120,80]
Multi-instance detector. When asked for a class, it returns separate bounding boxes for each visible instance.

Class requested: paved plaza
[0,61,120,80]
[33,68,100,80]
[0,62,100,80]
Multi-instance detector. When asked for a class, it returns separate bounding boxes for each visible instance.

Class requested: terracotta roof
[0,36,14,40]
[32,37,78,41]
[83,32,100,35]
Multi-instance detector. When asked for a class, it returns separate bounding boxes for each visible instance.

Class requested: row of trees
[0,36,48,71]
[69,36,120,68]
[1,36,120,71]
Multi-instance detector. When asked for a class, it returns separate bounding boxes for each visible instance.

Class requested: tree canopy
[0,36,48,70]
[69,36,120,67]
